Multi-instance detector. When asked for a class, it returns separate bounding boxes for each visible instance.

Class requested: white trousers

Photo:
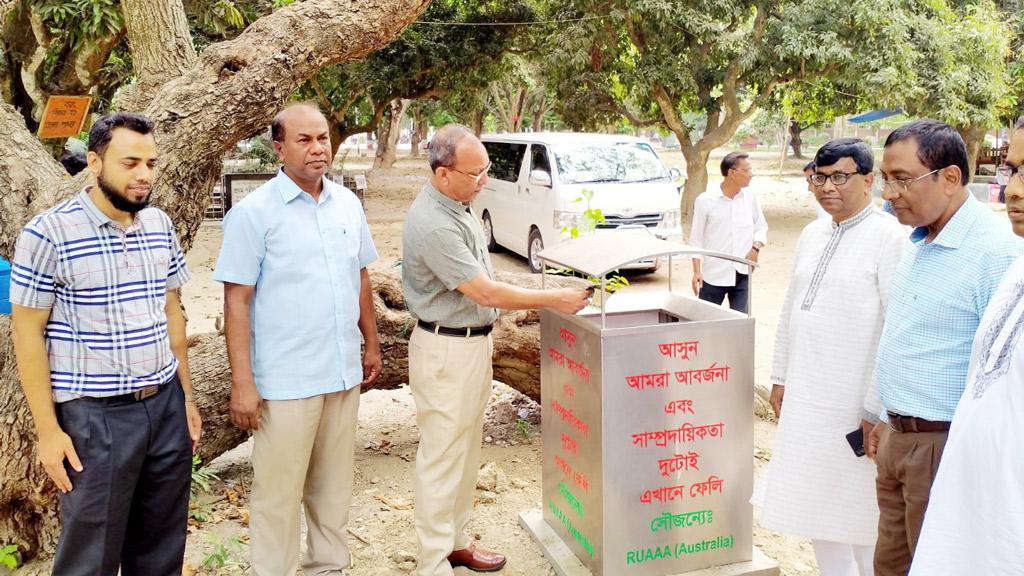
[813,539,875,576]
[409,328,494,576]
[250,387,361,576]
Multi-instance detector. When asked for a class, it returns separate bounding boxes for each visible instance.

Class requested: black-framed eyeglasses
[809,171,861,187]
[996,164,1024,187]
[879,168,941,195]
[447,162,492,184]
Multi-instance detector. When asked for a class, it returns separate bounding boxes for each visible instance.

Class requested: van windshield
[551,142,670,185]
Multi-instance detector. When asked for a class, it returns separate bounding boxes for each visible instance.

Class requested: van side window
[483,142,527,182]
[530,145,550,175]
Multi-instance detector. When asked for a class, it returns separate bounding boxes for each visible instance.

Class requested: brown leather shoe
[447,544,507,572]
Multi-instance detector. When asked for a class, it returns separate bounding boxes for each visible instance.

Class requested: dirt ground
[175,148,859,576]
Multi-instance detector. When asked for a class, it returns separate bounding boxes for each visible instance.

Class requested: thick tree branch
[120,0,197,110]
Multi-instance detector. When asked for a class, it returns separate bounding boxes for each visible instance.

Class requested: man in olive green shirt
[402,124,589,576]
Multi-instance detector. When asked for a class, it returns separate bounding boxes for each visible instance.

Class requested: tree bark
[0,0,431,560]
[958,124,985,182]
[119,0,197,111]
[409,106,425,157]
[373,98,407,169]
[789,120,804,159]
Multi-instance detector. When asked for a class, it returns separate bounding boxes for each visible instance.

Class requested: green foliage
[515,418,531,439]
[36,0,123,49]
[201,534,246,569]
[0,544,19,570]
[238,136,279,173]
[190,455,220,497]
[557,189,630,295]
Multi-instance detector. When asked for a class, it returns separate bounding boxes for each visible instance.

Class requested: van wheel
[481,212,497,252]
[528,229,545,273]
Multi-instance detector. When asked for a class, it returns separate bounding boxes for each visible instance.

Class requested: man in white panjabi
[909,118,1024,576]
[758,138,906,576]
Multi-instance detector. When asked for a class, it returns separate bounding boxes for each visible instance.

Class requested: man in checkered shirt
[10,112,200,576]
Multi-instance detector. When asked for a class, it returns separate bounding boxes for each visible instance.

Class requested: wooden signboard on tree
[36,96,92,140]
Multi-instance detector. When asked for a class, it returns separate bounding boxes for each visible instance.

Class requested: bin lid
[536,229,756,278]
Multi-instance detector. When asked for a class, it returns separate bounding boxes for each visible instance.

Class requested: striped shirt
[10,189,190,400]
[875,195,1024,422]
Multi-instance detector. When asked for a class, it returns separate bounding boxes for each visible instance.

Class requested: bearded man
[11,112,200,576]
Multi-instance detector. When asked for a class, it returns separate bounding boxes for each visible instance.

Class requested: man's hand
[38,427,82,493]
[361,344,383,389]
[185,401,202,453]
[745,248,760,263]
[866,421,886,461]
[551,288,590,315]
[230,378,263,431]
[769,384,784,419]
[691,272,703,296]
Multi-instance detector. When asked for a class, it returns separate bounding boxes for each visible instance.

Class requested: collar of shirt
[715,186,746,200]
[78,188,142,234]
[275,168,335,205]
[829,203,875,231]
[425,181,471,216]
[910,195,979,248]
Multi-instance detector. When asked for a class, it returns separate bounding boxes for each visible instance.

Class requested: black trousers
[52,375,192,576]
[698,272,750,314]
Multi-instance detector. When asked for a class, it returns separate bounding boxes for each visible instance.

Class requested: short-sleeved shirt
[213,169,377,400]
[875,195,1024,421]
[10,189,190,400]
[402,182,499,327]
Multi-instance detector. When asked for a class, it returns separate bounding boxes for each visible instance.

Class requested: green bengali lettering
[548,499,594,557]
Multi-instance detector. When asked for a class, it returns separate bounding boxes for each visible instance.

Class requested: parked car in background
[472,132,683,272]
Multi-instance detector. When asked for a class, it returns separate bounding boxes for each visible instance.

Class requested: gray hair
[429,124,476,172]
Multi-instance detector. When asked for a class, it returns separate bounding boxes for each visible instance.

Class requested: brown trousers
[873,425,948,576]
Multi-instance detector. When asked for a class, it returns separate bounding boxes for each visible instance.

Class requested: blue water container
[0,257,11,314]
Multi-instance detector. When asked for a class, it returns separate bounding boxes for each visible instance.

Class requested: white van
[472,132,682,273]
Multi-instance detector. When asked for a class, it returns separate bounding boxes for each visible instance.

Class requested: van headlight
[658,209,680,229]
[554,210,582,231]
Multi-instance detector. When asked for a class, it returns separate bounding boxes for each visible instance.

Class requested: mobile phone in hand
[846,427,866,457]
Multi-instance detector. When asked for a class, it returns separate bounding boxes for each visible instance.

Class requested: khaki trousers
[409,328,494,576]
[250,387,361,576]
[873,425,947,576]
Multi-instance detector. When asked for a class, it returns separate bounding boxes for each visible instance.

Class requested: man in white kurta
[759,139,906,576]
[909,120,1024,576]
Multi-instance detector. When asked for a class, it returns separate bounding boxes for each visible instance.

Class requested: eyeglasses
[879,168,941,196]
[447,162,491,184]
[996,164,1024,186]
[809,171,861,187]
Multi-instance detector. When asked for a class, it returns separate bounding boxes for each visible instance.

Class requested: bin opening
[580,308,689,329]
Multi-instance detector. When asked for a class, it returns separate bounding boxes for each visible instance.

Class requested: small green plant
[191,455,220,497]
[189,498,213,523]
[0,544,19,570]
[515,418,531,439]
[557,189,630,299]
[202,534,246,570]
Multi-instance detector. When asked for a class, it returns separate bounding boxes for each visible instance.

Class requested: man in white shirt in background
[690,151,768,313]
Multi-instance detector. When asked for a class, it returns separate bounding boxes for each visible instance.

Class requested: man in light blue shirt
[867,119,1024,575]
[214,103,381,576]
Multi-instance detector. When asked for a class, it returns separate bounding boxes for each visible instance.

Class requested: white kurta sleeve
[689,194,708,261]
[751,192,768,246]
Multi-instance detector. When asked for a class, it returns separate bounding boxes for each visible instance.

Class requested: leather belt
[417,320,493,337]
[886,411,951,433]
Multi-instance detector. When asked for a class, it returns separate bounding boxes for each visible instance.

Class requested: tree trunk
[958,124,985,182]
[0,0,431,561]
[472,107,485,136]
[119,0,197,111]
[789,119,804,159]
[373,98,407,169]
[679,141,711,230]
[409,107,424,157]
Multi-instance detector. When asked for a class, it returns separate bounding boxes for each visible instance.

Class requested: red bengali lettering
[657,340,700,359]
[550,399,589,438]
[656,452,701,477]
[547,347,566,367]
[664,399,695,415]
[559,327,578,349]
[624,371,672,391]
[561,432,578,456]
[566,357,591,384]
[563,382,576,401]
[674,362,731,385]
[639,484,688,505]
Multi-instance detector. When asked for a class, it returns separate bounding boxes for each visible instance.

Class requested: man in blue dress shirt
[214,103,381,576]
[867,119,1024,575]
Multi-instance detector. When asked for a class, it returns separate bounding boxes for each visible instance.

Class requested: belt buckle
[133,386,159,401]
